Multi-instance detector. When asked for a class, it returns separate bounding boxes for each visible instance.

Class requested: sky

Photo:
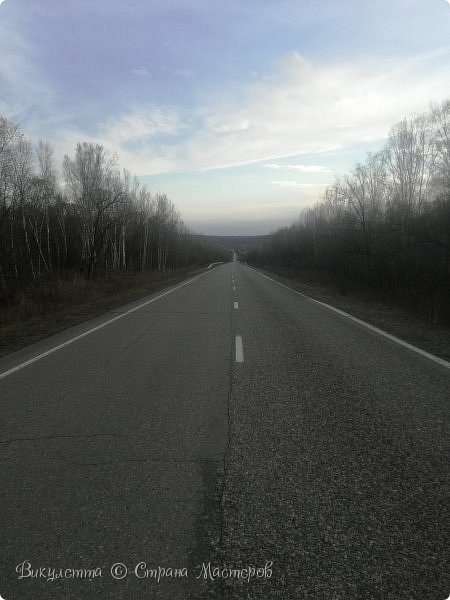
[0,0,449,235]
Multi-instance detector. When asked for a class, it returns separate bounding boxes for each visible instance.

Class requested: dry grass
[0,268,201,357]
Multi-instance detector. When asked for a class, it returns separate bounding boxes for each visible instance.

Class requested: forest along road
[1,262,449,600]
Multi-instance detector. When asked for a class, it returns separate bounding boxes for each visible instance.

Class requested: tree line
[248,101,450,323]
[0,116,227,300]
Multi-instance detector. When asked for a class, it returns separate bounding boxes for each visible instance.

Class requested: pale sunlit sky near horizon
[1,0,449,235]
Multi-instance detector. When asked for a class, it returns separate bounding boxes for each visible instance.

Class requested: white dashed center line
[235,336,244,362]
[233,301,239,309]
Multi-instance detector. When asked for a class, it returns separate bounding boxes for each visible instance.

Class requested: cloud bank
[50,51,450,175]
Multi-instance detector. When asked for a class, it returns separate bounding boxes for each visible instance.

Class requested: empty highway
[1,261,449,599]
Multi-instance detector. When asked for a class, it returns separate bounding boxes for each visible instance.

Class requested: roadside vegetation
[0,116,228,351]
[248,101,450,327]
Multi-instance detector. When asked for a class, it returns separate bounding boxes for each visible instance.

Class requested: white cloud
[0,14,53,121]
[265,163,330,173]
[178,51,450,173]
[50,107,184,175]
[205,116,250,134]
[101,107,181,144]
[49,50,450,177]
[271,181,329,188]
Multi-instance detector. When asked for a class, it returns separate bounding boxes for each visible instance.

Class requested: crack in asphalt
[109,310,230,316]
[0,433,129,446]
[212,282,237,599]
[51,453,225,468]
[220,304,234,543]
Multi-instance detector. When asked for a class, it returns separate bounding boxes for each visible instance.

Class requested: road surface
[1,261,449,599]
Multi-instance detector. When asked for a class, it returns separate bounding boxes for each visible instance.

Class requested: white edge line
[235,335,244,363]
[247,266,450,370]
[0,271,210,381]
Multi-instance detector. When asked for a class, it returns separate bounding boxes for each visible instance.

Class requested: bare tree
[385,114,436,223]
[0,116,22,285]
[63,143,126,277]
[430,100,450,195]
[334,152,387,275]
[13,136,36,278]
[26,141,58,275]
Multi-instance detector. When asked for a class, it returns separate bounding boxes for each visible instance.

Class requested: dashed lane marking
[235,336,244,362]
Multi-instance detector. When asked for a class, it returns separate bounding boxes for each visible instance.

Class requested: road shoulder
[247,265,450,363]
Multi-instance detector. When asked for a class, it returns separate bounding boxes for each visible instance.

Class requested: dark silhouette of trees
[248,101,450,323]
[0,117,227,304]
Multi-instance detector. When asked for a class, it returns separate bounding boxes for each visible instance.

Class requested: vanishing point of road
[1,261,449,599]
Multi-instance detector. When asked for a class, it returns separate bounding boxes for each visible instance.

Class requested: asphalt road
[1,261,449,600]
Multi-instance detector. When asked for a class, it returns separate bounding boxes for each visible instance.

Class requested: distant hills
[192,234,271,257]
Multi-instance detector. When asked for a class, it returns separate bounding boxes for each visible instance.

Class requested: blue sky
[1,0,449,234]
